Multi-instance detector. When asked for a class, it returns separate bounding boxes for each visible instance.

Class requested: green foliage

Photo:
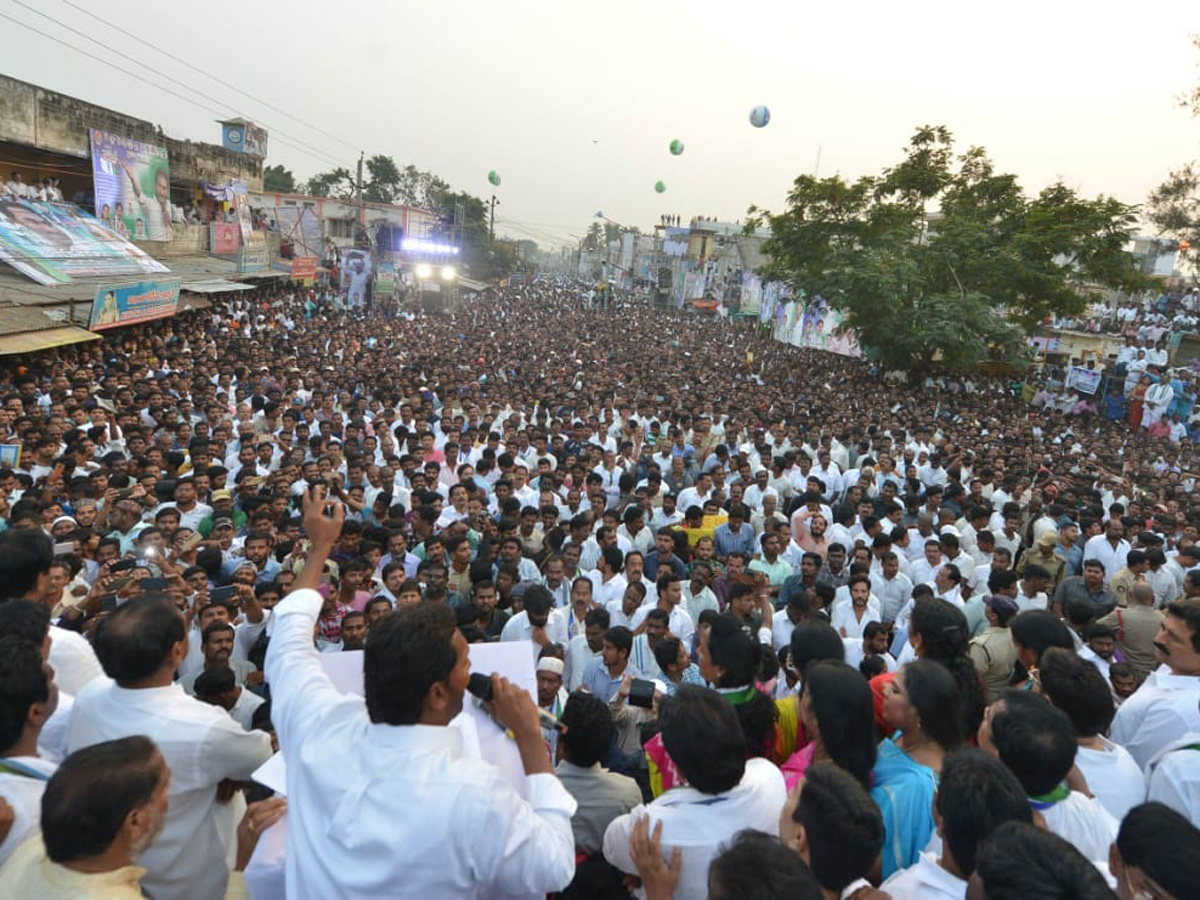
[299,155,515,280]
[581,222,605,252]
[1147,37,1200,280]
[263,164,296,193]
[303,167,355,200]
[363,155,402,203]
[752,126,1147,370]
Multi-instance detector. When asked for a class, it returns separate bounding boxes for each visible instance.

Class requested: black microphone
[467,672,564,732]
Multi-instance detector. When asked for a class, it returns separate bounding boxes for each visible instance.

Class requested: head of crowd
[0,275,1197,900]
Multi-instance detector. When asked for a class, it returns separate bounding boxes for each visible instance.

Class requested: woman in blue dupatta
[871,659,964,878]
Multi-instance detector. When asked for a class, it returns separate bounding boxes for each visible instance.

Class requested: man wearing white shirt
[1038,648,1145,822]
[67,594,273,900]
[675,472,713,517]
[872,554,914,626]
[830,576,882,639]
[1110,598,1200,769]
[499,586,570,663]
[564,608,609,692]
[1083,519,1131,586]
[0,529,106,698]
[629,574,695,646]
[0,636,59,868]
[264,491,576,899]
[588,546,629,608]
[603,687,786,900]
[909,539,945,587]
[980,691,1118,863]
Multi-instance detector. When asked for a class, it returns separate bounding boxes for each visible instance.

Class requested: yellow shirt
[0,837,145,899]
[0,837,248,900]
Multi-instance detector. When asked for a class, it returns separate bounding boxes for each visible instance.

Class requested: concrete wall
[0,73,262,190]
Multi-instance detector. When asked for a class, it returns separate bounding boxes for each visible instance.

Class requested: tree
[581,222,605,252]
[363,155,402,203]
[1146,37,1200,280]
[749,126,1148,370]
[303,167,355,200]
[263,164,296,193]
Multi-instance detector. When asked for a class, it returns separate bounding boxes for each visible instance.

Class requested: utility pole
[355,151,365,246]
[488,194,499,242]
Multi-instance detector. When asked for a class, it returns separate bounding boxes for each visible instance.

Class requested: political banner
[1066,366,1103,395]
[0,199,169,286]
[291,257,319,280]
[375,260,396,295]
[232,182,253,245]
[339,248,372,307]
[210,223,241,255]
[89,278,181,331]
[786,294,862,358]
[0,445,20,469]
[740,273,762,316]
[89,128,172,242]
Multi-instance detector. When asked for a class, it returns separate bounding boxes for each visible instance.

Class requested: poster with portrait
[0,199,169,285]
[88,278,181,331]
[89,128,172,242]
[787,294,862,358]
[338,248,372,308]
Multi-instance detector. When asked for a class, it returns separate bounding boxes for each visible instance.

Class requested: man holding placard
[264,486,576,898]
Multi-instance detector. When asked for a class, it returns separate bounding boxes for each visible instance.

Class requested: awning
[179,294,213,312]
[458,277,490,293]
[0,325,100,355]
[180,279,257,294]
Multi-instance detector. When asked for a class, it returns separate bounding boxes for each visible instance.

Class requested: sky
[2,0,1199,250]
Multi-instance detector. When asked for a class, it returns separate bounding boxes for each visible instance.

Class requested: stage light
[414,264,432,280]
[441,266,457,281]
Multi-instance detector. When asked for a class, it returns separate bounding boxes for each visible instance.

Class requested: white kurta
[603,758,787,900]
[264,588,577,899]
[67,680,272,900]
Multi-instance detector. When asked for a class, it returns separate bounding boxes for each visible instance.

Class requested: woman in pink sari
[780,660,876,793]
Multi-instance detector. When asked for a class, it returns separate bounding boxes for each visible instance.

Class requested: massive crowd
[0,276,1198,899]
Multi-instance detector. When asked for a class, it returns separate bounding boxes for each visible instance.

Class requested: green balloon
[669,139,684,156]
[655,180,666,194]
[487,170,501,186]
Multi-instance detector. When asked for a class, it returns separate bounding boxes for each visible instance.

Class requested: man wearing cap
[536,656,568,756]
[1016,530,1067,591]
[198,490,245,538]
[969,595,1020,702]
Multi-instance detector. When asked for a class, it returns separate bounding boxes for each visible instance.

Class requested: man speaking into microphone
[265,487,577,898]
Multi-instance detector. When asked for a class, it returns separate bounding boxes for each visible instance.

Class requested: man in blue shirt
[582,626,635,702]
[713,504,756,561]
[644,528,688,580]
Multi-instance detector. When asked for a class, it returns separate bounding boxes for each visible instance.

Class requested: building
[0,74,276,350]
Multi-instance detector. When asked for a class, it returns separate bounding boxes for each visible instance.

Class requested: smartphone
[627,678,656,709]
[99,594,119,613]
[140,577,169,591]
[109,559,138,573]
[52,541,75,556]
[115,487,135,500]
[209,585,238,604]
[108,577,133,591]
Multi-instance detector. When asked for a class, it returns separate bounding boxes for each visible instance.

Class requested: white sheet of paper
[251,752,288,797]
[319,649,364,695]
[467,640,537,698]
